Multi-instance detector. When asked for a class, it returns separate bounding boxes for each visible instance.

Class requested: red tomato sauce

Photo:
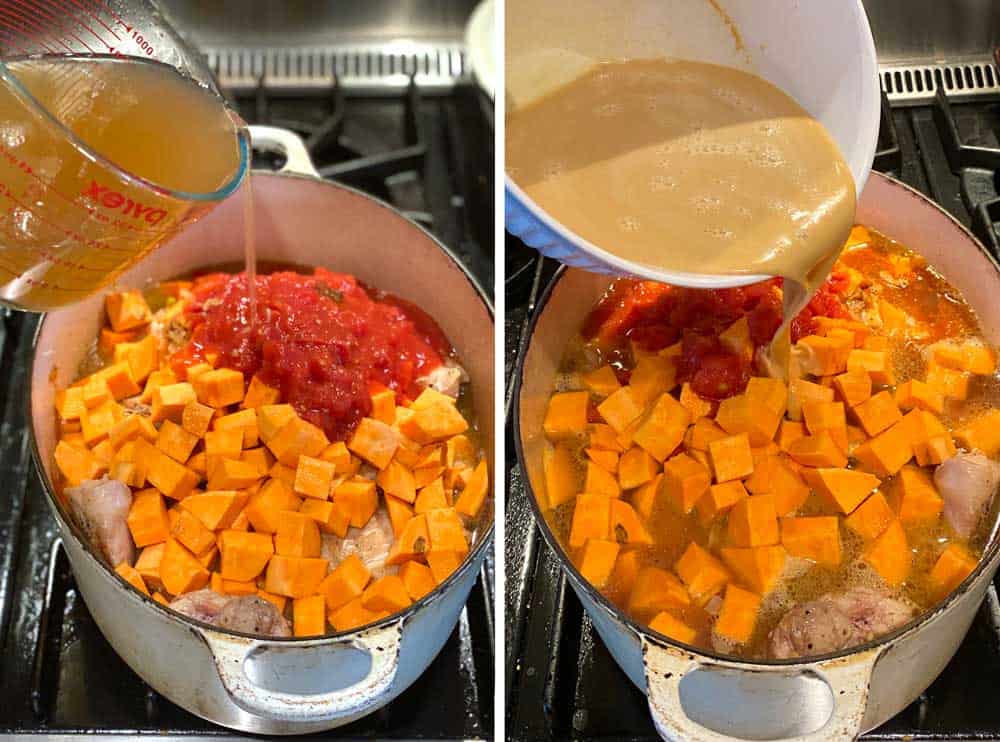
[583,273,849,400]
[172,269,451,441]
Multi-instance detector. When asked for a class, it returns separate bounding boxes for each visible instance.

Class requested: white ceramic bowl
[504,0,881,289]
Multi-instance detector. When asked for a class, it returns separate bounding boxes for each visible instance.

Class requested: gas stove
[0,5,494,739]
[504,82,1000,742]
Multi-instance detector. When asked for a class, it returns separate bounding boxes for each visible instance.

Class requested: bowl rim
[28,170,496,644]
[511,170,1000,667]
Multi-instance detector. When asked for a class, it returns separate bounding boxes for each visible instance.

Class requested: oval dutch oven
[514,172,1000,741]
[29,128,494,735]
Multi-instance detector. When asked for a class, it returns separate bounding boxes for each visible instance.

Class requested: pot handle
[248,125,321,178]
[202,621,401,724]
[643,637,883,741]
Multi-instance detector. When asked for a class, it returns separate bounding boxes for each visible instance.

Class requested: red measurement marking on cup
[0,0,152,57]
[11,0,97,54]
[0,221,111,272]
[0,5,65,54]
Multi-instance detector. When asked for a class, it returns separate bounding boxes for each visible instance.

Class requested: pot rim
[29,169,495,644]
[512,170,1000,667]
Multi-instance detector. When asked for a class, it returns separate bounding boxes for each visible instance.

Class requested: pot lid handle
[201,620,401,724]
[249,125,321,178]
[642,636,883,741]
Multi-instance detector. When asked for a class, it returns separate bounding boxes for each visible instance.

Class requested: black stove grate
[505,91,1000,740]
[0,78,494,739]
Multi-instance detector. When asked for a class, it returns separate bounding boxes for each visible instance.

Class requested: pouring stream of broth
[507,59,857,374]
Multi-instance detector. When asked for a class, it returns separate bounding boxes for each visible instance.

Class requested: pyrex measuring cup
[0,0,249,310]
[504,0,880,290]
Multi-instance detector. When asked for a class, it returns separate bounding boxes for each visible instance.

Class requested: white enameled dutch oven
[28,127,494,735]
[504,0,880,290]
[514,172,1000,741]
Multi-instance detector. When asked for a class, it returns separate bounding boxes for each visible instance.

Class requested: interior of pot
[505,0,877,193]
[516,171,1000,660]
[30,171,495,621]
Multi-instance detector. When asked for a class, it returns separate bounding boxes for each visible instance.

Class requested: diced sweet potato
[215,408,260,448]
[54,440,102,486]
[618,447,658,490]
[589,424,624,453]
[300,497,351,538]
[319,553,371,611]
[265,555,329,598]
[160,538,211,595]
[242,374,281,409]
[586,448,619,475]
[292,595,327,637]
[695,480,748,525]
[455,459,489,519]
[801,467,879,515]
[776,420,806,453]
[685,417,728,452]
[275,511,322,558]
[329,597,385,632]
[714,584,762,643]
[348,417,400,469]
[648,611,698,644]
[786,432,848,468]
[853,420,913,477]
[832,369,872,408]
[361,575,412,613]
[632,392,691,462]
[426,550,464,583]
[727,494,779,548]
[679,382,713,420]
[794,334,850,376]
[105,289,151,332]
[852,391,903,438]
[929,341,996,375]
[929,543,978,599]
[802,400,848,454]
[151,382,197,424]
[610,499,653,544]
[171,509,216,556]
[542,443,578,510]
[662,453,711,514]
[716,394,780,446]
[399,396,469,444]
[192,368,245,408]
[708,433,754,483]
[863,519,910,587]
[134,543,164,591]
[675,542,730,606]
[847,349,895,386]
[156,420,199,464]
[416,477,449,513]
[889,465,943,525]
[206,458,260,491]
[720,316,752,359]
[720,545,786,594]
[925,362,969,400]
[146,449,200,500]
[425,507,469,554]
[844,491,894,540]
[781,516,841,566]
[543,391,590,438]
[745,377,788,419]
[576,539,620,588]
[584,459,621,497]
[581,365,621,396]
[894,380,944,415]
[115,562,150,596]
[568,493,612,548]
[333,479,379,528]
[915,433,958,467]
[258,404,297,442]
[627,566,690,614]
[597,386,646,434]
[125,489,169,548]
[954,410,1000,456]
[387,513,430,565]
[399,561,437,601]
[80,400,124,446]
[376,459,416,503]
[787,379,834,422]
[245,479,302,534]
[267,417,329,467]
[629,356,678,405]
[630,474,662,521]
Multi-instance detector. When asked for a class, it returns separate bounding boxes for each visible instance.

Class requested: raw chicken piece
[168,591,292,637]
[417,361,468,399]
[326,507,397,579]
[769,588,914,659]
[935,452,1000,538]
[66,477,134,567]
[216,596,292,637]
[168,589,230,623]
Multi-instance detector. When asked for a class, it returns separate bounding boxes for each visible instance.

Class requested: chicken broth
[52,271,490,639]
[538,226,1000,659]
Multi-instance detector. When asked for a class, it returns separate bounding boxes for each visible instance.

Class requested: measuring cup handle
[248,125,321,178]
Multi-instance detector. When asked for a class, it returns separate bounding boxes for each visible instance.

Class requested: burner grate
[881,59,1000,106]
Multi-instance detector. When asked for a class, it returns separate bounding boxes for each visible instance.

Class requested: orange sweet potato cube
[146,449,200,500]
[258,404,297,442]
[894,380,944,415]
[115,334,158,384]
[300,497,351,537]
[215,408,260,448]
[786,432,848,468]
[844,491,894,540]
[890,465,943,525]
[267,417,329,467]
[954,409,1000,456]
[630,474,662,521]
[627,566,690,614]
[156,420,199,463]
[275,511,322,558]
[695,480,748,525]
[399,561,437,601]
[192,368,245,408]
[206,458,260,491]
[803,400,848,454]
[292,595,327,637]
[399,396,469,444]
[847,349,895,386]
[727,494,779,547]
[930,341,996,375]
[719,316,753,359]
[745,377,788,419]
[425,508,469,554]
[54,440,102,487]
[853,420,913,477]
[929,543,978,600]
[333,479,379,528]
[319,553,371,611]
[925,362,969,400]
[576,539,620,588]
[628,355,678,405]
[80,400,124,447]
[662,453,711,514]
[171,509,216,556]
[543,391,590,438]
[916,433,957,467]
[134,543,164,591]
[159,538,211,596]
[776,420,806,452]
[685,417,729,452]
[863,519,910,587]
[415,477,449,514]
[361,575,412,613]
[245,479,302,533]
[151,382,197,424]
[115,562,150,596]
[832,369,872,408]
[596,386,645,434]
[264,555,329,598]
[781,516,841,566]
[242,374,281,409]
[648,611,698,644]
[426,550,463,583]
[348,417,400,469]
[542,443,579,509]
[714,583,762,643]
[584,460,621,497]
[293,455,336,499]
[708,433,754,483]
[610,549,643,599]
[852,391,902,437]
[581,365,621,397]
[675,542,730,606]
[329,597,384,632]
[369,383,397,424]
[105,289,152,332]
[787,378,835,422]
[632,393,691,462]
[618,447,659,490]
[715,394,780,446]
[181,490,247,531]
[455,460,489,518]
[801,467,880,515]
[610,499,653,544]
[794,334,850,376]
[568,493,612,548]
[720,545,786,594]
[126,489,169,548]
[179,401,214,438]
[679,382,713,420]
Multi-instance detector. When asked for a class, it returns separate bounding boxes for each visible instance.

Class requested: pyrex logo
[80,180,168,225]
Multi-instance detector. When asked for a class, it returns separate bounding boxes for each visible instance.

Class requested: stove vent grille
[881,59,1000,105]
[203,43,468,93]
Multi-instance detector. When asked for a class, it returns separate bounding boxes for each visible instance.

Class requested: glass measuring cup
[0,0,250,311]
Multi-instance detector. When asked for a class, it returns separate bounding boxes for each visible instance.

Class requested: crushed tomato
[583,272,850,400]
[172,269,452,442]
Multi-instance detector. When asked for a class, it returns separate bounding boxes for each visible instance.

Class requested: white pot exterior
[30,169,494,734]
[515,172,1000,740]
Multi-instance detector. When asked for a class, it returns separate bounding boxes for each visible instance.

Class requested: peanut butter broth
[543,231,997,660]
[507,59,858,371]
